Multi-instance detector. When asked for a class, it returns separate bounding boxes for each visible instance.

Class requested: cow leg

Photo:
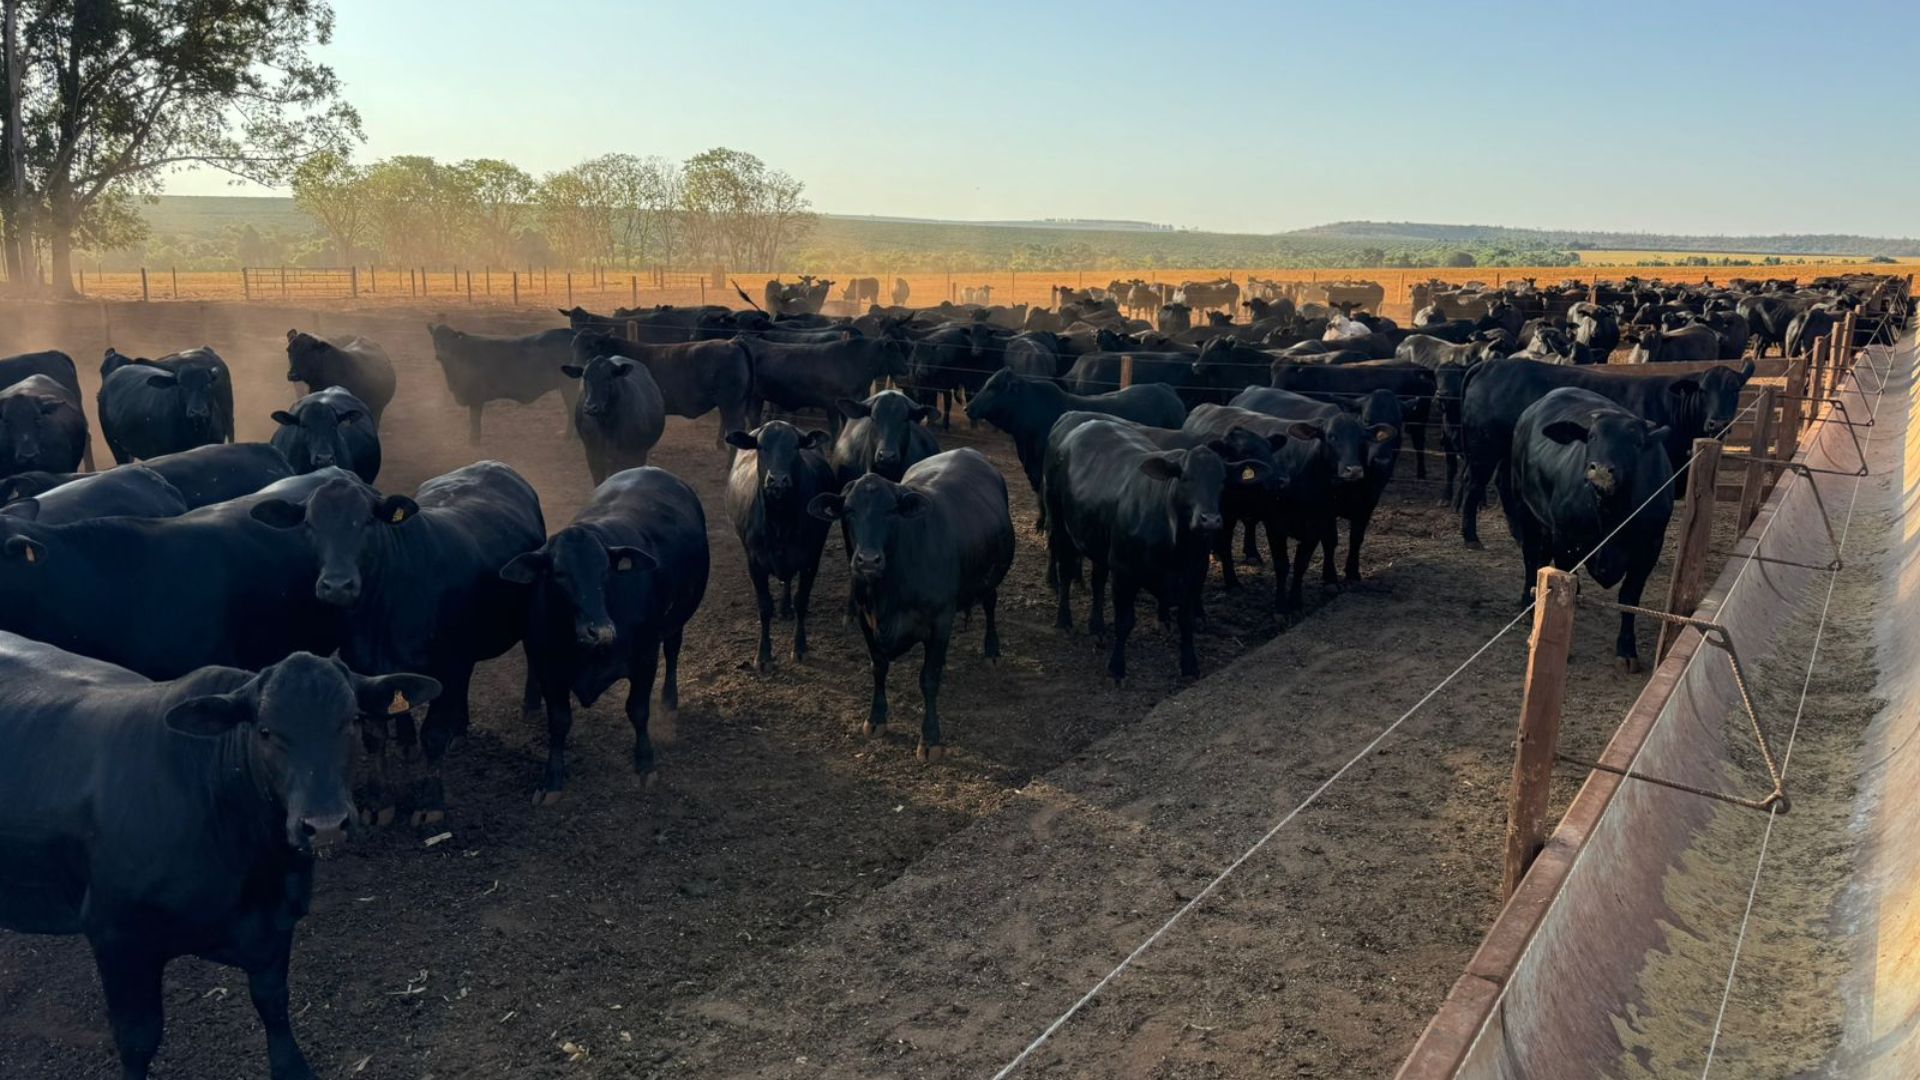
[795,552,822,663]
[1460,453,1495,548]
[659,630,683,741]
[1443,440,1459,506]
[779,576,795,619]
[81,439,96,471]
[1240,518,1264,566]
[556,380,580,436]
[749,563,776,672]
[357,717,396,828]
[1107,574,1139,685]
[1088,561,1109,638]
[1615,561,1654,673]
[1344,506,1374,582]
[1411,419,1428,480]
[982,587,1001,659]
[1319,519,1340,587]
[411,669,470,826]
[1175,591,1201,680]
[1215,526,1239,589]
[93,946,165,1080]
[246,937,315,1080]
[467,405,483,445]
[535,680,574,803]
[1288,529,1314,615]
[1050,530,1078,630]
[626,634,662,776]
[917,628,952,761]
[863,638,891,735]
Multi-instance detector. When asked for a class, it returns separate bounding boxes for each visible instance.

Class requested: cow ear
[145,372,179,389]
[561,364,585,379]
[1139,453,1184,481]
[287,329,299,343]
[1667,379,1701,398]
[801,429,831,449]
[2,534,42,565]
[340,409,364,425]
[377,495,419,525]
[165,692,252,738]
[807,492,845,521]
[349,671,443,719]
[1266,432,1291,450]
[894,490,930,518]
[270,410,297,426]
[1541,420,1590,445]
[498,550,551,584]
[836,398,870,420]
[608,545,656,573]
[609,361,635,378]
[3,498,39,521]
[249,499,307,529]
[723,430,759,451]
[909,404,937,423]
[1287,421,1325,442]
[1739,358,1756,383]
[1644,423,1671,445]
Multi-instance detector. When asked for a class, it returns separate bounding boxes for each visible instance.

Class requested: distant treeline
[1294,221,1920,259]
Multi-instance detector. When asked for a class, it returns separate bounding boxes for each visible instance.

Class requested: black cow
[271,387,382,484]
[568,330,755,444]
[1737,295,1795,356]
[1005,330,1069,379]
[0,373,88,478]
[1044,416,1231,680]
[503,467,708,800]
[250,462,546,822]
[1270,362,1442,488]
[744,327,913,430]
[426,324,577,443]
[842,277,881,305]
[1626,323,1719,363]
[0,638,437,1080]
[906,321,1002,429]
[0,465,186,523]
[965,367,1185,527]
[808,449,1013,758]
[1502,387,1674,669]
[563,353,667,484]
[0,349,90,468]
[1457,358,1753,545]
[285,329,397,423]
[1229,387,1403,582]
[98,347,236,463]
[726,422,835,671]
[830,389,939,484]
[0,443,294,509]
[0,470,349,678]
[1569,303,1621,356]
[1785,305,1842,358]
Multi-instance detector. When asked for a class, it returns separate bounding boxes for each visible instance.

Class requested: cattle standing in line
[0,638,438,1080]
[285,329,397,423]
[563,353,668,484]
[0,443,293,510]
[726,422,835,671]
[0,465,187,523]
[503,467,709,801]
[830,389,939,485]
[0,373,88,478]
[808,449,1013,759]
[271,387,382,484]
[569,329,755,446]
[98,347,236,463]
[907,320,1004,429]
[0,349,91,468]
[742,326,913,431]
[1045,416,1233,681]
[1157,302,1193,334]
[1456,358,1752,546]
[426,324,577,443]
[965,368,1186,528]
[842,277,881,306]
[250,462,545,823]
[1501,387,1674,670]
[1625,323,1719,363]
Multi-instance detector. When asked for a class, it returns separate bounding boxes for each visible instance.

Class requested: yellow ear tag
[1240,466,1257,482]
[616,556,633,571]
[388,690,410,715]
[22,546,34,564]
[389,507,407,523]
[1375,428,1393,443]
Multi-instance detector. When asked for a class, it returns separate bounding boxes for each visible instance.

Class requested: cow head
[808,472,926,584]
[500,527,654,649]
[838,390,933,481]
[164,652,439,852]
[285,329,330,384]
[249,477,412,608]
[0,389,67,470]
[561,355,639,418]
[1204,426,1284,495]
[965,368,1022,428]
[1543,409,1669,502]
[725,421,828,503]
[1141,445,1227,535]
[145,365,221,427]
[272,396,364,472]
[1687,360,1756,437]
[1357,391,1406,475]
[1291,414,1392,485]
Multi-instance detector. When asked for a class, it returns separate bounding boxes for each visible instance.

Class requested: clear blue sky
[173,0,1920,238]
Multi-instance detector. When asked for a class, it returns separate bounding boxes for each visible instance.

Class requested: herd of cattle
[0,268,1901,1078]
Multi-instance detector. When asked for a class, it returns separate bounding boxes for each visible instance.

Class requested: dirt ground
[0,299,1722,1078]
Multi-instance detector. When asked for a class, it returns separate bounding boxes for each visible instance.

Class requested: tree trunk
[48,223,75,298]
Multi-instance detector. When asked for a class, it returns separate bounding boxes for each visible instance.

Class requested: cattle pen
[0,281,1910,1079]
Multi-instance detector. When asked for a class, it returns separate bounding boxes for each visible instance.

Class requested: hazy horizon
[167,0,1920,238]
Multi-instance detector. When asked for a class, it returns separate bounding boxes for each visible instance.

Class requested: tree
[291,151,367,264]
[457,158,534,268]
[1444,250,1477,268]
[679,147,814,272]
[18,0,360,293]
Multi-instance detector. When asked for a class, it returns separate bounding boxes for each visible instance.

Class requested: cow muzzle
[1194,511,1224,533]
[576,619,617,649]
[763,474,794,500]
[316,574,362,606]
[1586,464,1618,495]
[310,451,336,468]
[297,810,353,850]
[851,550,886,580]
[1338,464,1367,483]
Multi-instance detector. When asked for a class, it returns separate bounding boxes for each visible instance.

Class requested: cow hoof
[533,788,564,807]
[1464,540,1485,551]
[642,770,660,790]
[374,806,396,828]
[1615,656,1643,674]
[410,808,444,828]
[916,743,947,763]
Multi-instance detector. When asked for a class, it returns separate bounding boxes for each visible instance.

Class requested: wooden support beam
[1658,439,1722,660]
[1776,344,1813,465]
[1739,387,1777,529]
[1119,355,1134,390]
[1504,566,1576,899]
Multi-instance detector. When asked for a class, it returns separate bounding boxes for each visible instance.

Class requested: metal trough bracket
[1562,594,1789,815]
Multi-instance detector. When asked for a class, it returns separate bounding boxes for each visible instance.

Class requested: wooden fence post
[511,271,519,306]
[1657,439,1722,660]
[242,267,251,301]
[1119,355,1134,390]
[1836,311,1858,395]
[139,267,149,302]
[1503,566,1576,899]
[171,266,178,300]
[1777,341,1814,463]
[466,270,473,304]
[631,274,637,307]
[349,266,359,299]
[1810,335,1830,418]
[280,266,287,300]
[1739,387,1777,528]
[566,272,573,307]
[77,267,84,294]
